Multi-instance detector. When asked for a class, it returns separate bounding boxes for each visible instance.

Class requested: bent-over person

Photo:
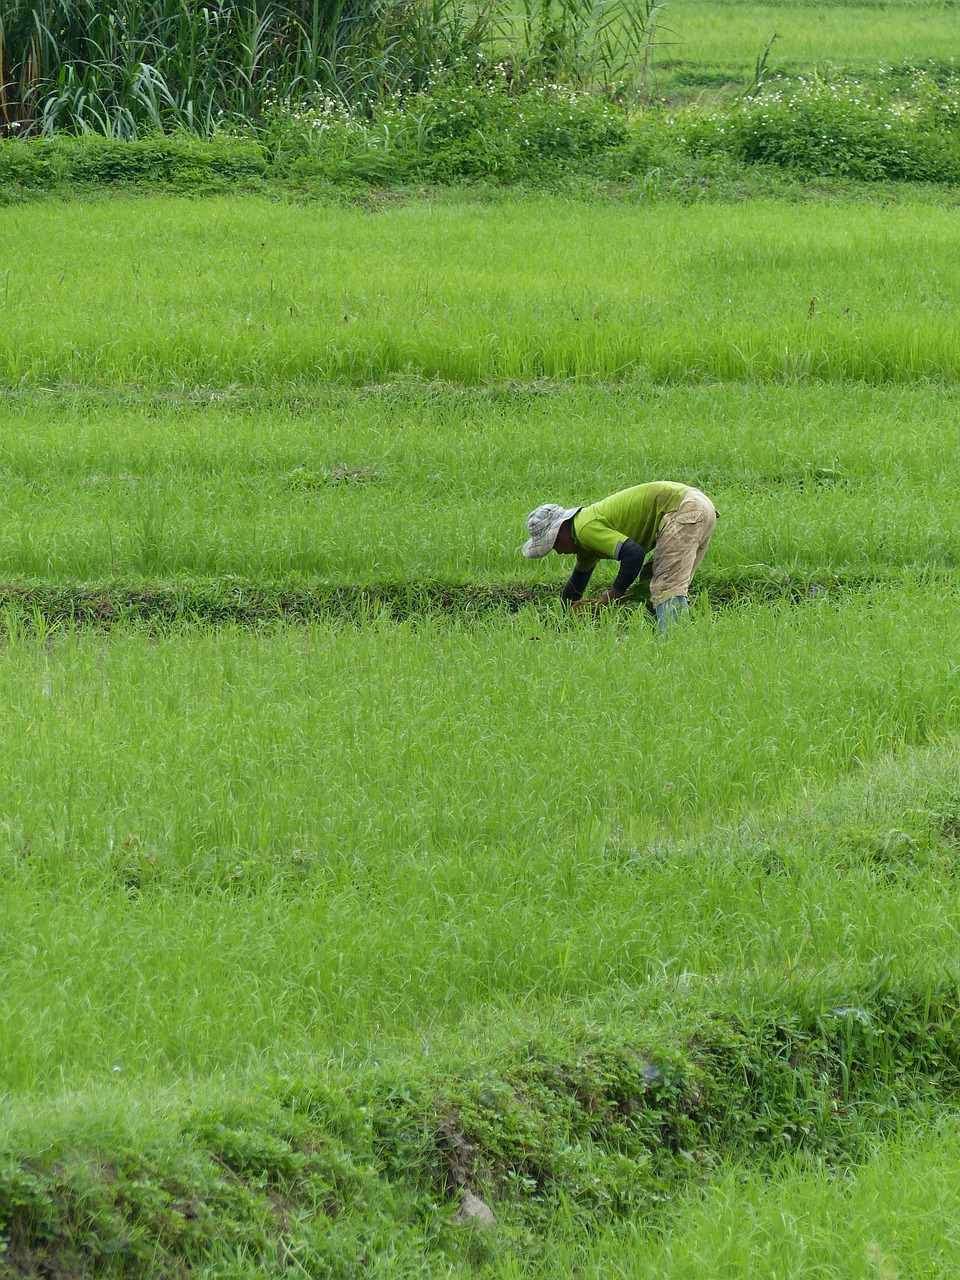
[521,482,717,631]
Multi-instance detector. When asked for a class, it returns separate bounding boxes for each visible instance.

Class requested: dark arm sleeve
[560,565,595,604]
[610,539,647,594]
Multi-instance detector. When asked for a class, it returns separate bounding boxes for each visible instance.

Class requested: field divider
[0,569,922,630]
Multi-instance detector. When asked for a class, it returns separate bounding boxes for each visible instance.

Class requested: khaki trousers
[649,488,717,608]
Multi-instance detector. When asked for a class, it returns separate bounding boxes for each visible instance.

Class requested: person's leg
[649,490,717,632]
[654,595,688,630]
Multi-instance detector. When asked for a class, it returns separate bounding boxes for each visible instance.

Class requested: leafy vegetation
[5,70,960,192]
[677,70,960,180]
[0,0,667,138]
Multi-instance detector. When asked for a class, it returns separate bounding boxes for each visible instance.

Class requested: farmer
[521,482,717,631]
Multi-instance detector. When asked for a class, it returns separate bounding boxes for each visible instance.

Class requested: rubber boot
[655,595,689,634]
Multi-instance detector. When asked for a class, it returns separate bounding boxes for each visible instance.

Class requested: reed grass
[0,0,665,136]
[0,0,439,135]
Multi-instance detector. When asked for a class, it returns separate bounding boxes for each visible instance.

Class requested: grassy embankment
[3,0,960,199]
[4,191,960,1273]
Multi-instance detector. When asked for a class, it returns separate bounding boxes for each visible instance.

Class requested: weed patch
[677,72,960,181]
[0,135,268,196]
[6,68,960,200]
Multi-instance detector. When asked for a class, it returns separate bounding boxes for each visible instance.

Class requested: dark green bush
[0,134,267,193]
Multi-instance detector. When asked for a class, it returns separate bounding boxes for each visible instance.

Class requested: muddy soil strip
[0,571,912,630]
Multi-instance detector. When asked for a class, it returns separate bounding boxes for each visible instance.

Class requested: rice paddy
[666,0,960,82]
[4,19,960,1270]
[3,197,960,386]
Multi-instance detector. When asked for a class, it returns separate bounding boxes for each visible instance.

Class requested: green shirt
[572,482,689,571]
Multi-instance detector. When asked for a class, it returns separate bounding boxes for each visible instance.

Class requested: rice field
[3,598,960,1090]
[4,151,960,1273]
[0,377,958,584]
[3,197,960,387]
[666,0,960,80]
[502,1119,960,1277]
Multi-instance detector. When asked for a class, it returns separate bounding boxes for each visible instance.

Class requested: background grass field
[663,0,960,86]
[4,197,959,386]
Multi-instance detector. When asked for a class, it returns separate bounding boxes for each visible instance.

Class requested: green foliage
[275,80,629,183]
[0,132,267,191]
[6,67,960,193]
[0,0,666,139]
[0,0,373,137]
[676,73,960,181]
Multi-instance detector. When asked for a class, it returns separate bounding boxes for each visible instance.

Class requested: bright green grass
[2,197,958,387]
[2,591,960,1093]
[0,381,957,582]
[3,188,960,1270]
[664,0,960,80]
[488,1119,960,1277]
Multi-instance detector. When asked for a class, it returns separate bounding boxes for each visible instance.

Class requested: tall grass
[0,0,508,136]
[0,0,666,136]
[1,0,336,135]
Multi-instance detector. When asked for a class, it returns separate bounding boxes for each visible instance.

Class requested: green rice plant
[1,591,960,1090]
[0,379,958,585]
[3,196,960,387]
[508,1119,960,1277]
[660,0,960,85]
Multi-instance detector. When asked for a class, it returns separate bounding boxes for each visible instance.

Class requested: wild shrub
[276,78,630,183]
[675,74,960,182]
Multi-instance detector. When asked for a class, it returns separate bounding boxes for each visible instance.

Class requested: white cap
[521,504,580,558]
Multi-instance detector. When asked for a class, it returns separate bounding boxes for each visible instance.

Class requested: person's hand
[571,591,618,613]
